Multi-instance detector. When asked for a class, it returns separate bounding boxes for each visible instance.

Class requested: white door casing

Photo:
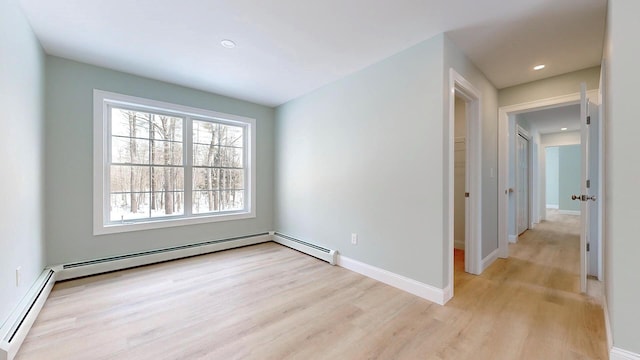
[498,90,600,263]
[587,102,600,278]
[446,68,482,303]
[516,133,529,235]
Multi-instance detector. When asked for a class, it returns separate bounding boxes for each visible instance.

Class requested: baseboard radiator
[0,232,331,360]
[0,269,56,360]
[57,233,271,281]
[272,232,338,265]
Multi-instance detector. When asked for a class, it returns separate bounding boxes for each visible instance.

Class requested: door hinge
[586,179,591,189]
[586,116,591,125]
[465,192,470,198]
[587,243,590,252]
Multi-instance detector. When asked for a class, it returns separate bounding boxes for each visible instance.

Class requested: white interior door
[578,83,597,293]
[516,134,529,235]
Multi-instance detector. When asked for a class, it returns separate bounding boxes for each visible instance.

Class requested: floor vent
[273,232,338,265]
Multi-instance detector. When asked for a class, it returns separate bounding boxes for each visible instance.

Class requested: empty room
[1,0,639,359]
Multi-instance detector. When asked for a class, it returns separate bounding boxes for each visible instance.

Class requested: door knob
[571,194,597,201]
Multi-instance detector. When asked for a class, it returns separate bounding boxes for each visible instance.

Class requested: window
[93,90,255,235]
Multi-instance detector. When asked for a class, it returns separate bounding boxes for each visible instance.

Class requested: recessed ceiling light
[221,39,236,49]
[533,64,546,71]
[561,127,568,131]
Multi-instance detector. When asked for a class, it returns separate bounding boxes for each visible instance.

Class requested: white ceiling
[17,0,607,107]
[518,104,581,134]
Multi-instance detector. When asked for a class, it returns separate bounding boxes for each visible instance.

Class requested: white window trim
[93,89,256,235]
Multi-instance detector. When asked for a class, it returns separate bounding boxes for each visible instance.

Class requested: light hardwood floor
[16,213,607,359]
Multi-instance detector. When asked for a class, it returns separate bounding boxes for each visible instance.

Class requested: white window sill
[94,211,255,235]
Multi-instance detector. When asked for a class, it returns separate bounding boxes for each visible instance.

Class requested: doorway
[498,89,602,292]
[507,117,537,244]
[447,69,482,302]
[453,95,467,270]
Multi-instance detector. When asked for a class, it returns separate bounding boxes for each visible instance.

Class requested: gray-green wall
[44,56,275,265]
[0,0,46,324]
[499,67,601,107]
[557,145,581,212]
[274,33,498,289]
[603,0,640,354]
[275,34,446,287]
[545,147,559,207]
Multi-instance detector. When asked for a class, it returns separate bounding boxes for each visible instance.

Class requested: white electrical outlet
[16,266,21,287]
[351,233,358,245]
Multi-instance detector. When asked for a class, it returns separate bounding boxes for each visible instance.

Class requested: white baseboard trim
[558,210,580,216]
[454,239,465,250]
[611,347,640,360]
[508,235,517,243]
[546,204,559,209]
[442,285,453,304]
[337,255,446,305]
[57,233,271,281]
[0,269,56,360]
[606,298,640,360]
[480,248,499,272]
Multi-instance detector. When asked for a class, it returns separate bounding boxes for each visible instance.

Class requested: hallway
[452,210,606,359]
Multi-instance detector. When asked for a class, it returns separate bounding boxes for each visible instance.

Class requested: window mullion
[184,116,193,216]
[148,113,153,219]
[217,124,221,204]
[244,124,249,212]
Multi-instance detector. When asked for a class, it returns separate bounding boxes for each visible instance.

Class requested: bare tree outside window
[95,91,254,234]
[110,108,183,221]
[192,120,244,214]
[108,106,245,223]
